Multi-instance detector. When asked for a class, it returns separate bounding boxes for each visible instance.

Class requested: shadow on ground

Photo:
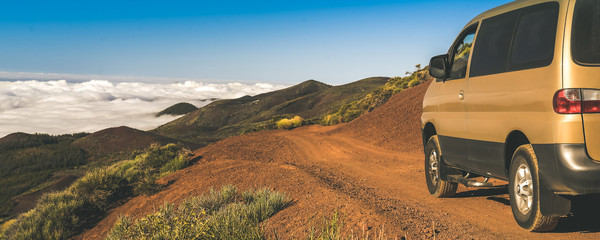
[454,188,600,233]
[555,194,600,233]
[454,185,508,198]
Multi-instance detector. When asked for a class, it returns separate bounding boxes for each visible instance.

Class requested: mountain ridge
[152,77,389,144]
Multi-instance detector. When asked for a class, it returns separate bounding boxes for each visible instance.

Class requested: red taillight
[582,89,600,113]
[553,89,600,114]
[582,100,600,113]
[553,89,581,114]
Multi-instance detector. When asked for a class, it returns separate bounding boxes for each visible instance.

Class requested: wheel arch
[504,130,531,177]
[422,122,437,154]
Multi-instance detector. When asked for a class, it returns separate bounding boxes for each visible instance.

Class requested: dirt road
[76,83,600,239]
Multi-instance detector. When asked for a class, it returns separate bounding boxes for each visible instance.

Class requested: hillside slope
[0,133,87,220]
[72,126,196,162]
[0,127,195,222]
[152,77,388,145]
[0,133,31,145]
[327,79,426,153]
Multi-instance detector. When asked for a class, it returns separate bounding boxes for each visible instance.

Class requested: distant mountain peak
[157,102,198,117]
[299,79,330,87]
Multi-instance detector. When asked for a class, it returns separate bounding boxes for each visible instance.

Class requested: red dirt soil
[75,82,600,239]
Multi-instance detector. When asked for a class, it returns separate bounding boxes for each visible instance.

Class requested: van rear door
[569,0,600,160]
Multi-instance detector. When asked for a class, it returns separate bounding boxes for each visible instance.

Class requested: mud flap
[539,179,571,216]
[439,156,462,181]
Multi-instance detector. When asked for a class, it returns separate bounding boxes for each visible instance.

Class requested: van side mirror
[429,54,449,79]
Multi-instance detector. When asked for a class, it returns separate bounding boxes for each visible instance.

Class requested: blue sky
[0,0,512,85]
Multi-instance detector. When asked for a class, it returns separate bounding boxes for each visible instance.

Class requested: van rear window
[572,0,600,65]
[509,3,558,70]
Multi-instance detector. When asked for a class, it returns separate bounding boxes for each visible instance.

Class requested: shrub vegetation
[1,143,191,240]
[106,185,291,240]
[276,116,304,130]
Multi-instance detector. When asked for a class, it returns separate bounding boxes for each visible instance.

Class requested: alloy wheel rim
[429,150,439,185]
[514,163,534,215]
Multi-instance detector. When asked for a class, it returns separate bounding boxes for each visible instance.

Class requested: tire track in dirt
[277,127,507,239]
[275,126,600,239]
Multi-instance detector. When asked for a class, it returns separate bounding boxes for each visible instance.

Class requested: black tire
[508,144,559,232]
[425,135,458,198]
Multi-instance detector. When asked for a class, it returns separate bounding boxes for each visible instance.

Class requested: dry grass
[308,210,395,240]
[106,185,291,240]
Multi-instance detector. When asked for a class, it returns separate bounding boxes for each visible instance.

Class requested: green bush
[69,168,127,211]
[242,114,307,134]
[132,170,159,196]
[207,203,263,240]
[408,79,420,87]
[3,191,85,240]
[138,143,183,170]
[160,155,188,176]
[115,160,141,183]
[400,81,409,89]
[106,186,291,240]
[276,116,304,130]
[106,203,208,240]
[196,185,239,214]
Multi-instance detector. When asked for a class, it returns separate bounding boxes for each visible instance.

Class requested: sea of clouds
[0,79,286,138]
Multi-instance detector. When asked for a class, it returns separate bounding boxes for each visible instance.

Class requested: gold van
[421,0,600,232]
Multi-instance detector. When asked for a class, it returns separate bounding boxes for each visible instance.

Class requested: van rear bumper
[534,144,600,195]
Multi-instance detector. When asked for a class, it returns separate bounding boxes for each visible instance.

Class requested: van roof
[463,0,566,29]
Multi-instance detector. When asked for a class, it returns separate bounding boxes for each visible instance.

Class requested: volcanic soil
[75,82,600,239]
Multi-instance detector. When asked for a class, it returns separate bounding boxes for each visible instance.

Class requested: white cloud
[0,79,286,137]
[0,71,237,84]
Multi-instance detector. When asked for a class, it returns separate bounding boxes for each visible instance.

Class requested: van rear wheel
[509,144,559,232]
[425,136,458,198]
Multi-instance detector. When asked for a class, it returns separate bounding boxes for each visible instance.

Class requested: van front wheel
[509,144,559,232]
[425,136,458,198]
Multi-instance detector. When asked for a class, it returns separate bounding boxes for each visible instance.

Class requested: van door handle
[458,90,465,100]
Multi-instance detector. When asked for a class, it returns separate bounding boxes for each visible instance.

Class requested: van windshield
[572,0,600,65]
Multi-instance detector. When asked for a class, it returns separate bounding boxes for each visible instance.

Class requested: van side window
[470,2,559,77]
[509,3,559,70]
[469,11,518,78]
[449,28,476,79]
